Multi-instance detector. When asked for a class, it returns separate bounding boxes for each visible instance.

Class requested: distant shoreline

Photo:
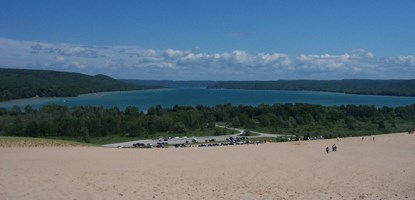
[0,95,58,108]
[1,87,415,109]
[0,88,166,108]
[3,86,414,105]
[209,87,415,98]
[209,79,415,97]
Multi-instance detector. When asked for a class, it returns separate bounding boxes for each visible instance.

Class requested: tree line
[1,103,414,143]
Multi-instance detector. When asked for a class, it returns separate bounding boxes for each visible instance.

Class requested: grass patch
[248,137,276,142]
[155,128,237,139]
[46,135,146,145]
[0,136,94,147]
[238,130,260,137]
[89,136,144,145]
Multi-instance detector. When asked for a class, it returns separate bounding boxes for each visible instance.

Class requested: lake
[1,88,415,110]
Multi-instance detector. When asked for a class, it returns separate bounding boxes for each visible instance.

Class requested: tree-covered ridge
[0,103,414,144]
[209,80,415,96]
[0,68,149,101]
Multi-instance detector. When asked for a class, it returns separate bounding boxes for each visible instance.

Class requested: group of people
[327,135,379,154]
[362,136,376,141]
[326,144,337,154]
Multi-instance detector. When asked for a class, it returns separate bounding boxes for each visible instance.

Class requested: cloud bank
[0,38,414,80]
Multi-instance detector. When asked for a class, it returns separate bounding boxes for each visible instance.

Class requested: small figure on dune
[332,144,337,152]
[337,137,339,142]
[373,136,375,141]
[362,136,364,140]
[326,146,329,154]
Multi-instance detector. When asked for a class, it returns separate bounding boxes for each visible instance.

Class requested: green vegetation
[0,68,152,101]
[49,135,145,146]
[209,79,415,97]
[0,136,93,147]
[0,103,414,145]
[239,130,260,137]
[249,137,278,142]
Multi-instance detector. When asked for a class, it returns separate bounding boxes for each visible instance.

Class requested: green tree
[378,120,385,129]
[174,122,186,133]
[258,115,271,127]
[24,105,34,114]
[345,116,356,130]
[231,117,240,127]
[214,127,222,136]
[9,105,21,115]
[81,126,90,143]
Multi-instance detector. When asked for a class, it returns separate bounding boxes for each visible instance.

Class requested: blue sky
[0,0,414,80]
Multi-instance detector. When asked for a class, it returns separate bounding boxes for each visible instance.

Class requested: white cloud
[390,55,415,66]
[0,38,414,80]
[296,53,350,70]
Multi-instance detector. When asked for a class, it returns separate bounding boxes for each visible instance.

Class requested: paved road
[102,125,291,148]
[215,125,288,138]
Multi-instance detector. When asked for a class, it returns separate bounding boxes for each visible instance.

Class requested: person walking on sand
[362,136,364,140]
[373,136,375,141]
[326,147,329,154]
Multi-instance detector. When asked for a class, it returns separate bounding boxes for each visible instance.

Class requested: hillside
[0,68,147,101]
[209,80,415,97]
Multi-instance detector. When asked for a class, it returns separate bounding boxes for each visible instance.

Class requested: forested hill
[209,80,415,97]
[0,68,147,101]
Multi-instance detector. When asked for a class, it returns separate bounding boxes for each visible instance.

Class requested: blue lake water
[1,88,415,110]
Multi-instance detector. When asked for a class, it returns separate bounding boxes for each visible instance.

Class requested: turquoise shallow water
[1,88,415,110]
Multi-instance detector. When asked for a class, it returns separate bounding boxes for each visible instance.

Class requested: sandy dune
[1,133,414,200]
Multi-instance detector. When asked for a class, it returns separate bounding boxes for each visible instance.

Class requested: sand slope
[1,133,414,200]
